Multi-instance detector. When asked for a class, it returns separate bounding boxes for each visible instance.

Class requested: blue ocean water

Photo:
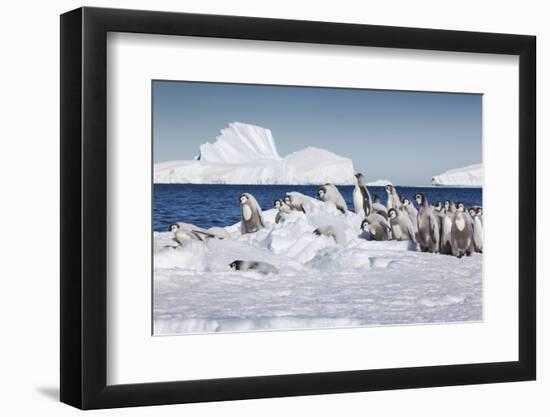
[153,184,482,232]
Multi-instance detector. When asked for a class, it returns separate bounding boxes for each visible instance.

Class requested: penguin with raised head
[451,202,475,258]
[318,184,348,214]
[433,200,445,239]
[439,200,455,255]
[361,215,391,241]
[352,173,372,217]
[387,208,416,242]
[472,207,483,253]
[239,193,265,234]
[229,260,278,274]
[385,185,402,210]
[313,225,346,245]
[415,193,439,253]
[401,196,419,233]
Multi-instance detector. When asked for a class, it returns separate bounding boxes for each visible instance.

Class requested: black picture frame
[60,6,536,410]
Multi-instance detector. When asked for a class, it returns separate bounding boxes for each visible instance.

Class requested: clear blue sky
[153,81,482,186]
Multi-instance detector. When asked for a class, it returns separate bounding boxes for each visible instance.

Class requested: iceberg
[154,122,356,185]
[431,163,483,187]
[366,179,392,187]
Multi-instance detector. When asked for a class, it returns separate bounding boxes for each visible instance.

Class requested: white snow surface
[154,122,356,185]
[154,193,482,335]
[431,163,483,187]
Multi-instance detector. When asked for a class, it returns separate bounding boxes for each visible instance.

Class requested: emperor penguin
[239,193,265,234]
[313,225,346,245]
[284,194,306,213]
[318,184,348,214]
[352,173,372,218]
[169,222,221,244]
[274,199,292,223]
[387,208,416,242]
[361,215,391,241]
[401,197,419,233]
[472,207,483,253]
[440,200,455,255]
[371,195,389,218]
[385,185,402,210]
[451,202,475,258]
[414,193,440,253]
[229,260,278,274]
[432,201,445,240]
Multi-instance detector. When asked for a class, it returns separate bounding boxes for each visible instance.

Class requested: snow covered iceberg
[431,163,483,187]
[154,122,356,185]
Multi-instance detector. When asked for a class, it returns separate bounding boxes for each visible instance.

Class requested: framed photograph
[60,7,536,409]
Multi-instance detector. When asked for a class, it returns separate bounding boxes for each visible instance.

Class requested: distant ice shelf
[154,122,357,185]
[431,163,482,187]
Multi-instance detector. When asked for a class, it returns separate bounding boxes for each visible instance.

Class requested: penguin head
[317,187,326,198]
[360,219,369,230]
[476,207,483,216]
[229,260,243,270]
[284,196,292,205]
[402,197,410,206]
[444,200,450,210]
[388,208,398,219]
[274,199,281,208]
[457,202,465,212]
[415,193,424,205]
[169,224,179,233]
[385,185,393,193]
[355,173,365,184]
[468,207,476,217]
[373,194,381,203]
[434,201,442,210]
[239,194,248,204]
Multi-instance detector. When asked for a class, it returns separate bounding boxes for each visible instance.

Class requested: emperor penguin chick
[415,193,440,253]
[318,184,348,214]
[239,193,265,234]
[451,202,475,258]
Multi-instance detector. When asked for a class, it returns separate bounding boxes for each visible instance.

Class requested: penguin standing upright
[401,197,419,233]
[415,193,439,253]
[318,184,348,214]
[472,207,483,253]
[352,173,372,217]
[440,200,455,255]
[239,193,265,234]
[451,202,475,258]
[385,185,402,210]
[387,208,416,242]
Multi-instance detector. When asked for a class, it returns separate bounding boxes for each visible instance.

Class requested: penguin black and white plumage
[239,193,265,234]
[401,197,419,233]
[414,193,440,253]
[313,225,346,245]
[169,222,226,244]
[385,185,402,210]
[387,208,416,242]
[274,199,292,223]
[352,173,372,217]
[361,215,391,241]
[371,195,388,218]
[229,260,278,274]
[439,200,455,254]
[451,202,475,258]
[318,184,348,214]
[472,207,483,253]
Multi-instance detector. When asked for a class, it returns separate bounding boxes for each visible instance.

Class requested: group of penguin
[167,173,483,274]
